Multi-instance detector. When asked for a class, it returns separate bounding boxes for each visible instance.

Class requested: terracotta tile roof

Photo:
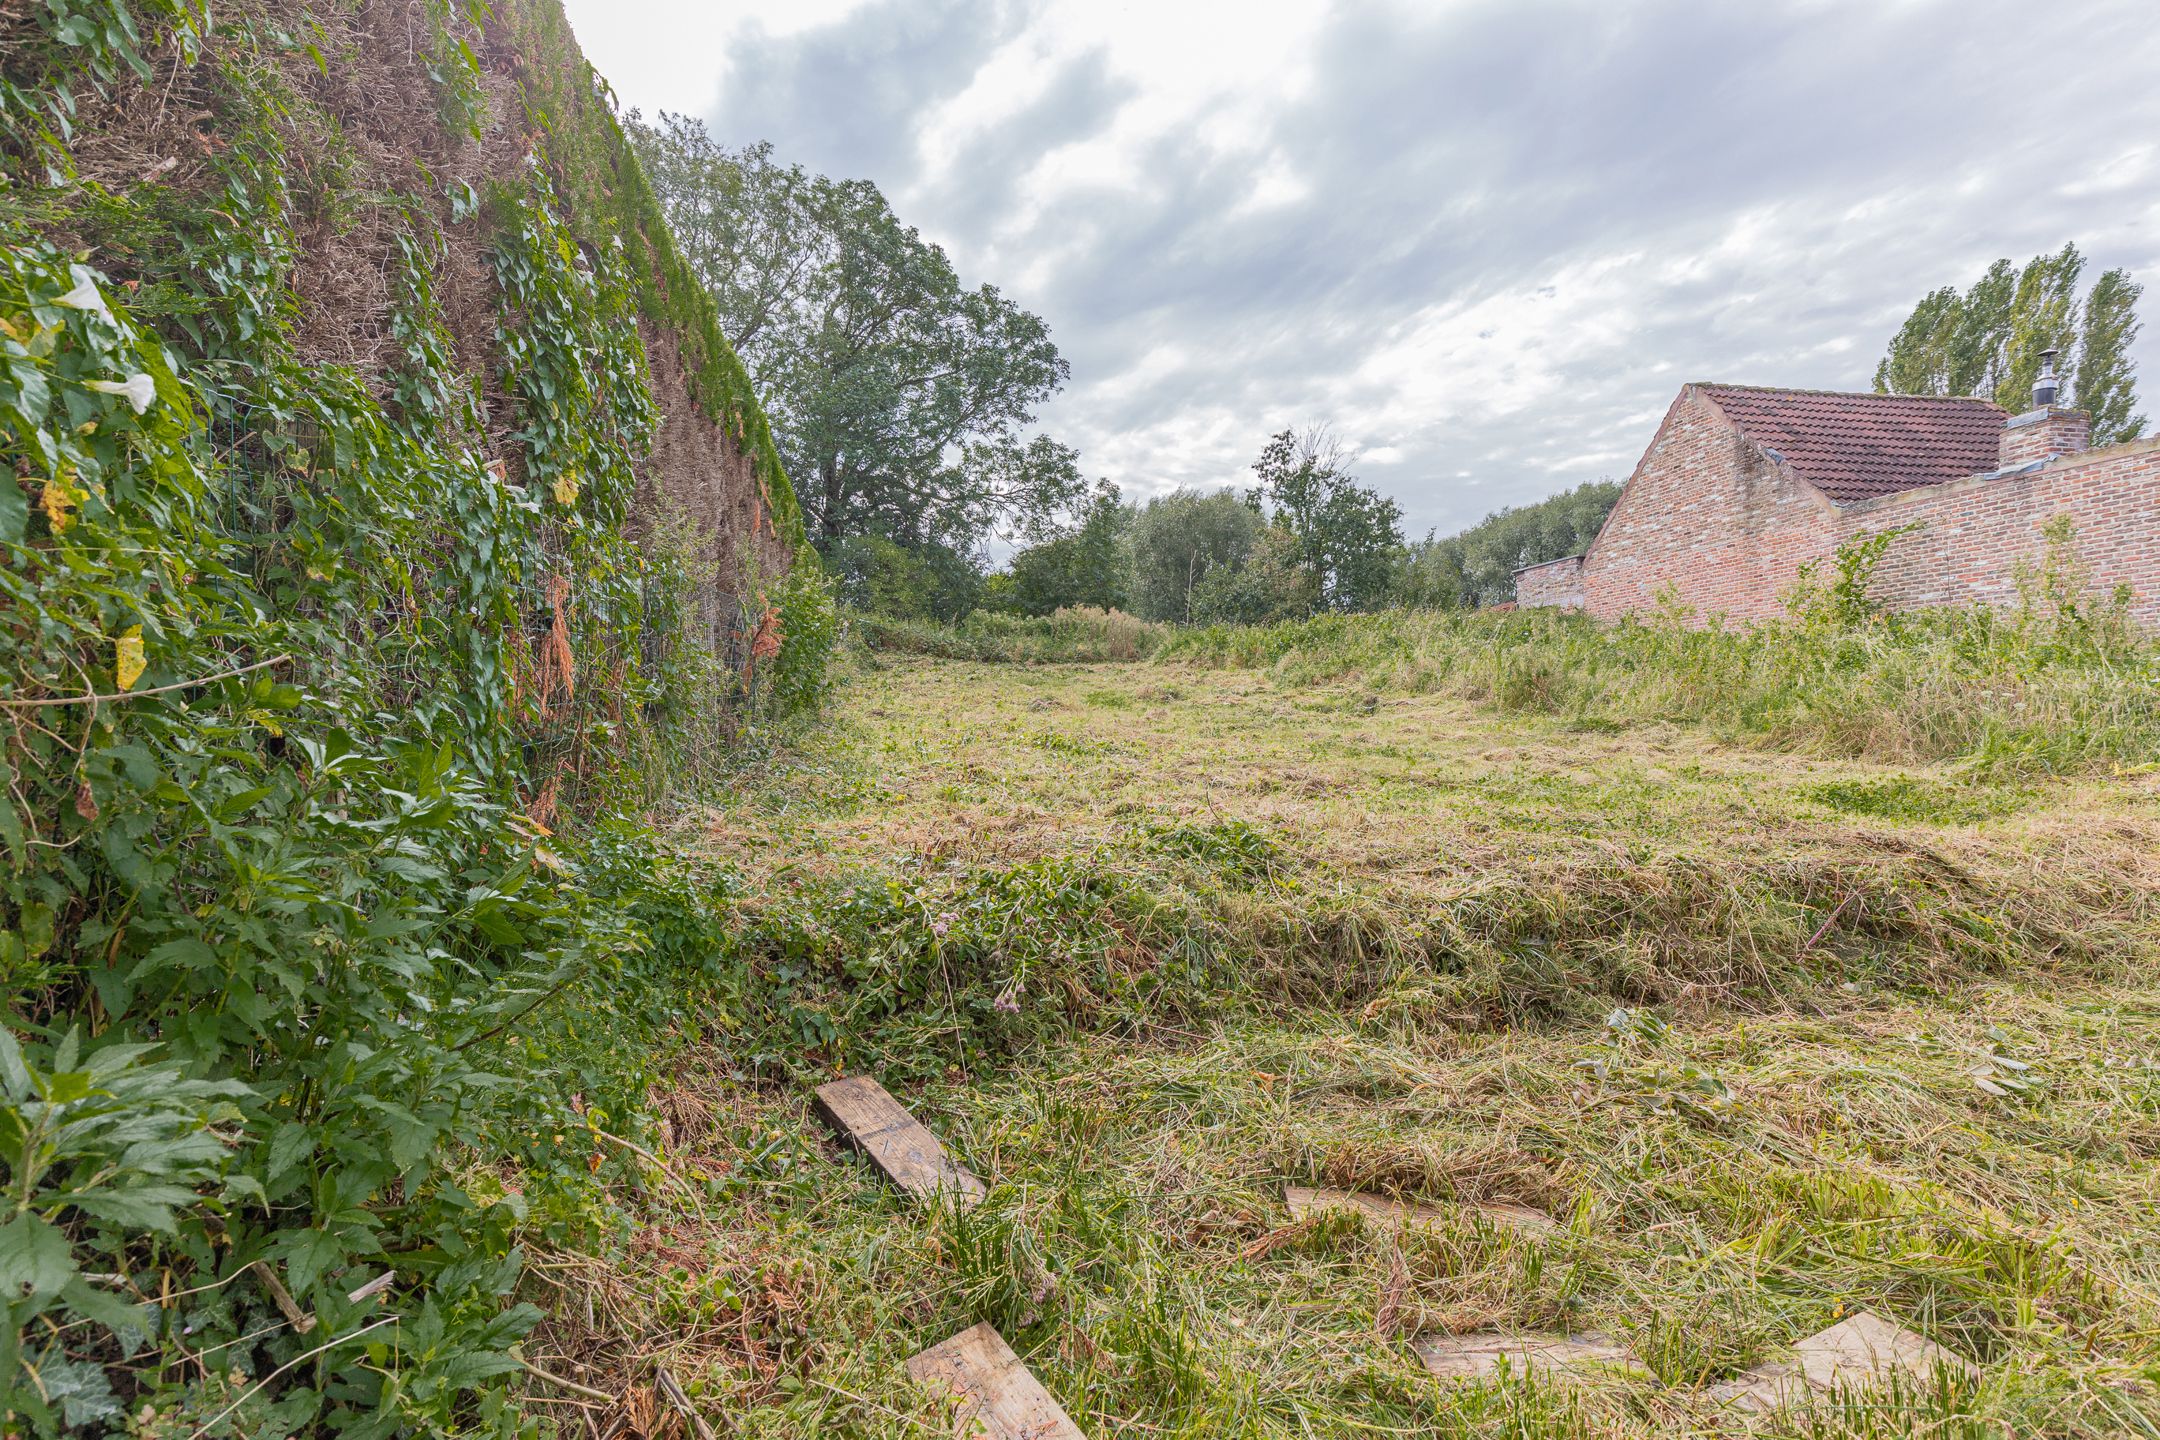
[1695,384,2007,505]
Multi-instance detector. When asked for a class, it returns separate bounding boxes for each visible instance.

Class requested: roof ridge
[1688,379,2012,506]
[1694,381,2003,408]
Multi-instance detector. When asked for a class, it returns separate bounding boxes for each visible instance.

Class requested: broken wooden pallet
[1413,1331,1649,1383]
[906,1322,1085,1439]
[1707,1310,1974,1412]
[814,1074,986,1207]
[1286,1185,1558,1236]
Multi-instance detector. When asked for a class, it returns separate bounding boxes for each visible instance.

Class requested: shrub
[1189,527,1318,625]
[995,487,1133,616]
[855,606,1168,664]
[1784,523,1922,630]
[820,534,983,622]
[765,543,843,719]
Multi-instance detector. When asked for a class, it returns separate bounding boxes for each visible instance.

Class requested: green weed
[1144,818,1286,884]
[1801,776,2024,825]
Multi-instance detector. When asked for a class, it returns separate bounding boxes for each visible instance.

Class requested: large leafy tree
[995,482,1134,616]
[632,114,1084,547]
[1248,425,1403,612]
[1874,244,2144,444]
[1126,489,1266,622]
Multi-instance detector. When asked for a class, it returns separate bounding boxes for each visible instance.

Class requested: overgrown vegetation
[851,532,2160,776]
[552,651,2160,1437]
[1161,594,2160,776]
[0,0,829,1432]
[853,605,1166,663]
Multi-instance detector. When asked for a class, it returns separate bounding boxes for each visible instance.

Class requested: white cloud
[566,0,874,116]
[562,0,2160,537]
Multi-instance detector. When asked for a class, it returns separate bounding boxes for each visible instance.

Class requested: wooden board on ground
[1708,1310,1974,1412]
[814,1075,987,1207]
[906,1322,1086,1439]
[1413,1332,1647,1383]
[1286,1186,1557,1236]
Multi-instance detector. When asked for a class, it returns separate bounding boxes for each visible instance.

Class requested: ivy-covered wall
[0,0,833,1432]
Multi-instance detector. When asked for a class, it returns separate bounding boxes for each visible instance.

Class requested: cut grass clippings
[521,653,2160,1437]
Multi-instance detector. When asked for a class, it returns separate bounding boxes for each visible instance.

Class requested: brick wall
[1998,407,2091,469]
[1577,387,1838,623]
[1514,555,1585,608]
[1843,437,2160,625]
[1561,386,2160,628]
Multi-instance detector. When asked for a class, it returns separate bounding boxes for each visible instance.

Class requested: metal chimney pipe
[2032,348,2060,408]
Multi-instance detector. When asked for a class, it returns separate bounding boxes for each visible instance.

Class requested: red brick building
[1516,368,2160,627]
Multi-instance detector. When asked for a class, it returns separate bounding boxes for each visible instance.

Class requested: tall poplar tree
[1997,245,2084,409]
[1959,258,2019,400]
[1874,245,2143,443]
[1870,286,1964,396]
[2078,268,2147,445]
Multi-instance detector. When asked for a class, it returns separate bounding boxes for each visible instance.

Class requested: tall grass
[860,600,2160,772]
[853,604,1169,662]
[1159,605,2160,773]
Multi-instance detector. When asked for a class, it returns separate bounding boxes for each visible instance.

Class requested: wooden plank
[1285,1186,1557,1236]
[906,1322,1085,1439]
[1412,1331,1648,1383]
[814,1074,986,1207]
[1709,1311,1975,1413]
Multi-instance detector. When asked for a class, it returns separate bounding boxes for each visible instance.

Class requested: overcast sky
[561,0,2160,541]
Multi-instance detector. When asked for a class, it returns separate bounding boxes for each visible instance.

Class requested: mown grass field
[535,647,2160,1439]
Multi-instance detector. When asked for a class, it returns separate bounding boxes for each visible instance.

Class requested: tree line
[986,464,1621,623]
[634,114,2144,622]
[990,425,1398,623]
